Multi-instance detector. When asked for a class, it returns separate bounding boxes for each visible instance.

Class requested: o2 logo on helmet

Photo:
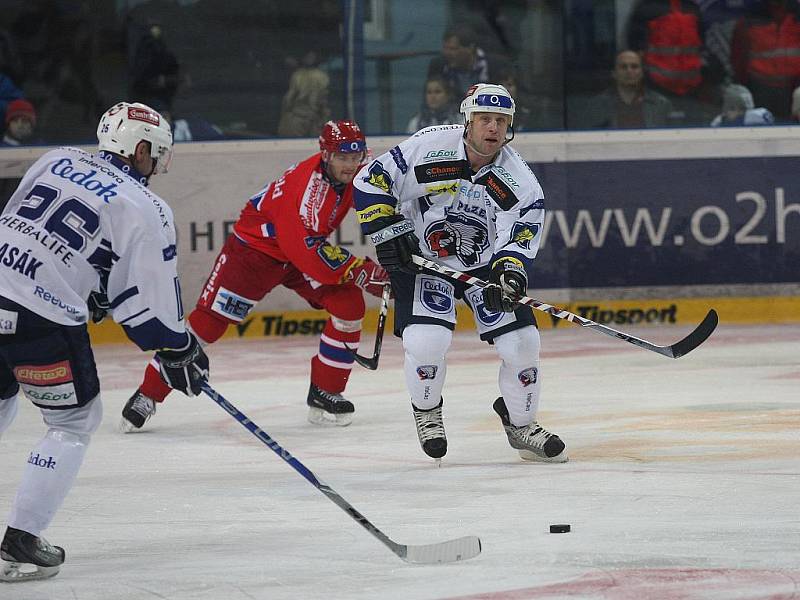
[476,94,512,109]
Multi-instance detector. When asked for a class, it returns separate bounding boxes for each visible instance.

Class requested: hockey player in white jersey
[353,83,567,464]
[0,102,209,581]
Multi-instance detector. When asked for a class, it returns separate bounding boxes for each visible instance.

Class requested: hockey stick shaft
[201,383,480,563]
[346,283,391,370]
[410,255,718,359]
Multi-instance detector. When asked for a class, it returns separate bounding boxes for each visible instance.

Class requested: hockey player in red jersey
[121,120,389,430]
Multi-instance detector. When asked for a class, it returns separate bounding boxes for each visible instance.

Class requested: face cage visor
[150,143,174,175]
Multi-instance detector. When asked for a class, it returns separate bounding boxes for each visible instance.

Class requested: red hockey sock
[310,319,360,394]
[139,362,172,403]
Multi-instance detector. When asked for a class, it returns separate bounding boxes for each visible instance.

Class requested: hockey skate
[119,389,157,433]
[412,398,447,460]
[493,397,568,463]
[307,384,354,426]
[0,527,65,582]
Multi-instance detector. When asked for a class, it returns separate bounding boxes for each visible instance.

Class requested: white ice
[1,321,799,600]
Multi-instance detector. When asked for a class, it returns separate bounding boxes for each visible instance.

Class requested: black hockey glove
[368,214,422,273]
[87,290,110,324]
[482,258,528,313]
[156,332,210,396]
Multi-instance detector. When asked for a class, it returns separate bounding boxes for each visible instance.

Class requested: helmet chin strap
[463,122,512,160]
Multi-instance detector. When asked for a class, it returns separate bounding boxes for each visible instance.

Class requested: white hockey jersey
[0,147,188,350]
[353,124,544,273]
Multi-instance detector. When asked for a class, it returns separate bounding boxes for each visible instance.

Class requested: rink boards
[86,294,800,344]
[2,127,798,346]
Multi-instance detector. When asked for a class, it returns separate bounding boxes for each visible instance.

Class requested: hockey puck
[549,524,571,533]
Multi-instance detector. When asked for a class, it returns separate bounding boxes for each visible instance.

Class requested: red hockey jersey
[233,153,358,285]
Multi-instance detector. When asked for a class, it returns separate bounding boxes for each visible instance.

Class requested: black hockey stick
[411,255,718,359]
[345,283,391,370]
[201,383,481,564]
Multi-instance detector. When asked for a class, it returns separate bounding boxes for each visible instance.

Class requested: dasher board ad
[531,156,799,289]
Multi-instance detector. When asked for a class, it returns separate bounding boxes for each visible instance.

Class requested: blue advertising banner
[530,156,800,288]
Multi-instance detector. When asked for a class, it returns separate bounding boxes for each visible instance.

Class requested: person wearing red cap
[2,99,37,146]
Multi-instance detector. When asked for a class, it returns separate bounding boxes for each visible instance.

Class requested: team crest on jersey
[416,365,438,380]
[317,243,352,270]
[419,277,453,314]
[518,367,538,387]
[424,213,490,268]
[510,223,540,250]
[363,161,393,194]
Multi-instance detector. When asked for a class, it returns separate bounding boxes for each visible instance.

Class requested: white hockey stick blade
[402,535,482,564]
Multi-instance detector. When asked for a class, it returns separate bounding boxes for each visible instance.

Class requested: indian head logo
[424,213,489,267]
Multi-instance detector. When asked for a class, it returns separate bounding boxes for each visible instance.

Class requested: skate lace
[414,406,444,443]
[317,388,344,403]
[511,421,552,449]
[131,393,156,417]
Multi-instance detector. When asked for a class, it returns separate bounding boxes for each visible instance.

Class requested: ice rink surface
[1,320,798,600]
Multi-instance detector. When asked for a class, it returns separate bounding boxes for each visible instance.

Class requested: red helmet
[319,120,367,159]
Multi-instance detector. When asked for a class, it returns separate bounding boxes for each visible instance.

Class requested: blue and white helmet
[459,83,515,128]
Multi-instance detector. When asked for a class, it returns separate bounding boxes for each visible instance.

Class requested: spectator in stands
[129,22,180,112]
[731,0,800,121]
[427,23,501,98]
[627,0,715,125]
[710,84,775,126]
[406,75,460,133]
[496,66,533,132]
[1,99,40,146]
[277,51,331,137]
[579,49,674,129]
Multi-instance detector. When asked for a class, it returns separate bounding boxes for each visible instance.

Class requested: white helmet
[460,83,515,128]
[97,102,173,175]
